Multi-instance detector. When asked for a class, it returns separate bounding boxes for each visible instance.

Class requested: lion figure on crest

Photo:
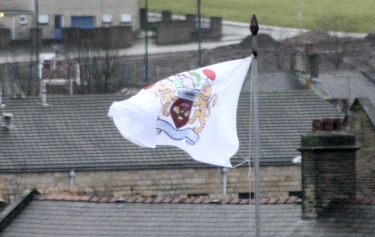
[151,81,178,117]
[189,84,218,133]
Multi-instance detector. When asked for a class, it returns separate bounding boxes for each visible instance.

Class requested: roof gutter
[0,160,296,173]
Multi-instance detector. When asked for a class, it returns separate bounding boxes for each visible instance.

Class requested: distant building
[0,0,140,41]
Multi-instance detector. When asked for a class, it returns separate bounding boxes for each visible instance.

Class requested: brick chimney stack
[290,41,320,82]
[298,118,359,219]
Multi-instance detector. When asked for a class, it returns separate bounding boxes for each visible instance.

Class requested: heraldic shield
[170,88,198,129]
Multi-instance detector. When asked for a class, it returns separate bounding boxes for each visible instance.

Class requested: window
[54,15,64,28]
[121,14,132,23]
[188,193,208,199]
[289,191,302,198]
[102,14,112,23]
[239,192,254,199]
[20,15,27,25]
[38,14,49,24]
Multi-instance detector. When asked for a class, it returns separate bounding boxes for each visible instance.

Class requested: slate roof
[243,72,299,92]
[256,91,343,164]
[350,97,375,128]
[311,70,375,105]
[1,189,375,237]
[0,90,342,172]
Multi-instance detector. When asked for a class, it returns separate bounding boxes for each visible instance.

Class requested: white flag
[108,57,252,167]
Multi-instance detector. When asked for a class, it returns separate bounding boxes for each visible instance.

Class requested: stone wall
[156,21,195,45]
[0,165,301,203]
[150,11,223,45]
[347,102,375,198]
[0,28,11,48]
[62,26,133,48]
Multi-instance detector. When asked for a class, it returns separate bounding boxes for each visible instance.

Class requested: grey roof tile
[4,197,374,237]
[243,72,299,92]
[312,70,375,105]
[0,90,342,172]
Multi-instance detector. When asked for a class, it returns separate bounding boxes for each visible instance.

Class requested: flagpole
[197,0,202,66]
[144,0,149,82]
[250,14,260,237]
[36,0,40,96]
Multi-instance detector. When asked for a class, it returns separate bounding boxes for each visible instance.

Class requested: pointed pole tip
[250,14,259,36]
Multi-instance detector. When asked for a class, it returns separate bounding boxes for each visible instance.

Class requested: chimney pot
[42,89,48,107]
[3,113,13,130]
[304,42,313,53]
[322,118,333,131]
[305,74,311,90]
[333,118,344,131]
[312,119,323,131]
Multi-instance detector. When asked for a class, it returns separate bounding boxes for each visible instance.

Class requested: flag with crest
[108,57,252,167]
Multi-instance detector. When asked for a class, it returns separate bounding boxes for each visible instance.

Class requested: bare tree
[315,13,355,69]
[274,28,293,70]
[0,46,39,97]
[63,34,128,94]
[90,44,125,93]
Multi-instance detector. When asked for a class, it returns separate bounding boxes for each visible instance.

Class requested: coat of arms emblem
[147,68,218,145]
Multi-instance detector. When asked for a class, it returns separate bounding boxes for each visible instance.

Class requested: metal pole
[36,0,40,94]
[250,14,260,237]
[101,0,104,17]
[11,66,15,98]
[221,167,228,195]
[144,0,149,82]
[197,0,202,66]
[297,0,303,33]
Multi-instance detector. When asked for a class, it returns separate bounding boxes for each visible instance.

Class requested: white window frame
[20,15,27,25]
[102,14,112,23]
[38,14,49,24]
[121,14,132,23]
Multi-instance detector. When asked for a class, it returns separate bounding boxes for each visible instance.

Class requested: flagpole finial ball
[250,14,259,35]
[203,69,216,80]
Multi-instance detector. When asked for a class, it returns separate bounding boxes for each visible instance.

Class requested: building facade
[347,98,375,198]
[0,0,140,40]
[0,166,301,200]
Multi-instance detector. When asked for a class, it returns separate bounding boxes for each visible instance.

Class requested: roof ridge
[34,195,306,205]
[0,189,40,231]
[34,195,375,205]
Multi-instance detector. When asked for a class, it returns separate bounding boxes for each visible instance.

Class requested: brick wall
[0,165,301,203]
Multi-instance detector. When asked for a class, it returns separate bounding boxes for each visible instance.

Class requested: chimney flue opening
[42,89,48,107]
[323,118,333,131]
[312,119,323,131]
[312,118,343,132]
[3,113,13,130]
